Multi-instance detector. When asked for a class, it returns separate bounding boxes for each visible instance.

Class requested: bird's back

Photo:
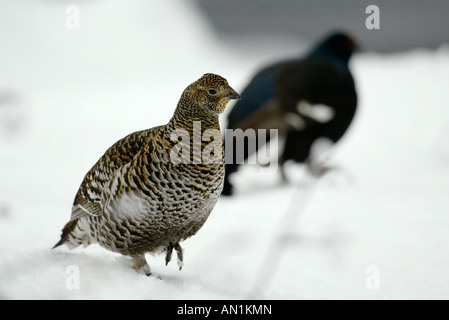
[226,62,285,129]
[276,57,356,113]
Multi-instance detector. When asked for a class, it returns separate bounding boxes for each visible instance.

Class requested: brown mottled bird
[53,73,240,275]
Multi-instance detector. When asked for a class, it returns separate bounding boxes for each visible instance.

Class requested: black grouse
[223,32,358,195]
[54,73,240,275]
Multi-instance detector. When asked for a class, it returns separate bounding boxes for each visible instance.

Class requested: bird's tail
[53,218,92,249]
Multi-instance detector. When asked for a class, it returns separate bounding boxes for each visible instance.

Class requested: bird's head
[185,73,241,115]
[311,32,359,63]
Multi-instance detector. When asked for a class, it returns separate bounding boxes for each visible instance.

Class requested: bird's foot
[306,157,339,178]
[310,163,339,178]
[131,255,152,276]
[174,243,184,270]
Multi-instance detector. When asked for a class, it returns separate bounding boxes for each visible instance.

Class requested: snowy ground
[1,1,449,300]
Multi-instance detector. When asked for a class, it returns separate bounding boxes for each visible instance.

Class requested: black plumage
[223,32,358,195]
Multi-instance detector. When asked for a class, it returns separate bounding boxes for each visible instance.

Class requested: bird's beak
[224,91,241,100]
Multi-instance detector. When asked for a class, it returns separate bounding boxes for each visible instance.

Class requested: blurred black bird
[223,32,358,196]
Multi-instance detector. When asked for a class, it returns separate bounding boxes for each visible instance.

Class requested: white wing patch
[284,112,306,130]
[297,100,335,123]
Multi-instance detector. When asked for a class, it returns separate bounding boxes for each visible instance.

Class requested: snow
[1,1,449,300]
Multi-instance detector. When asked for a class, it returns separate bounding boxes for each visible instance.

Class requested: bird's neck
[164,94,224,166]
[168,94,221,133]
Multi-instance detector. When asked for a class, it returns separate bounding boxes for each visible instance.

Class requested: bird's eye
[208,89,217,95]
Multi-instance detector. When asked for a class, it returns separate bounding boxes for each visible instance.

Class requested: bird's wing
[226,58,304,130]
[70,128,155,220]
[276,59,352,108]
[274,60,345,126]
[233,98,294,133]
[226,64,280,129]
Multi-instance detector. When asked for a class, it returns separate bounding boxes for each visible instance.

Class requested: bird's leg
[165,243,174,266]
[306,157,335,178]
[165,242,183,270]
[306,157,322,177]
[131,255,151,276]
[279,163,289,184]
[174,242,184,270]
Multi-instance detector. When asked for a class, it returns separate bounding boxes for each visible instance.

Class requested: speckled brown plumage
[53,73,240,275]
